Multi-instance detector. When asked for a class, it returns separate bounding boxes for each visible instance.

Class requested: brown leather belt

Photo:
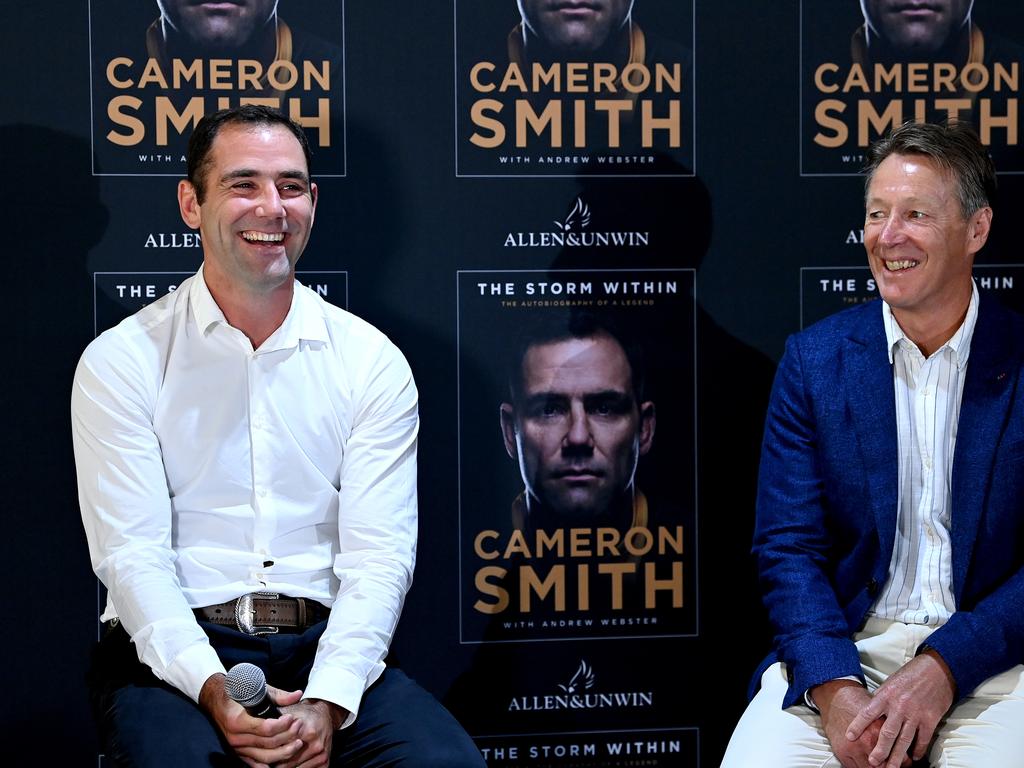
[195,592,329,635]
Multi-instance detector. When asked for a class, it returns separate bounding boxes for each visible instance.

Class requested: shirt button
[257,488,268,498]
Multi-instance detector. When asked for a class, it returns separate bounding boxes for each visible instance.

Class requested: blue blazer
[753,296,1024,709]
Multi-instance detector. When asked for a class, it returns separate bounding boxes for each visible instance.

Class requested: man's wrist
[198,672,228,715]
[919,646,957,697]
[808,677,864,712]
[306,698,348,730]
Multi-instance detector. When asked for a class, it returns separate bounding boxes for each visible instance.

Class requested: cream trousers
[720,618,1024,768]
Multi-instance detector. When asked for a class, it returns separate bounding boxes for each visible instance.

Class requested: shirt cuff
[164,643,227,703]
[304,661,386,729]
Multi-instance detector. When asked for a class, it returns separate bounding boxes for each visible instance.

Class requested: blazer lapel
[951,299,1016,599]
[844,306,899,560]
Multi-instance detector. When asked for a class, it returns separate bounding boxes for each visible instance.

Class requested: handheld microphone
[225,662,281,718]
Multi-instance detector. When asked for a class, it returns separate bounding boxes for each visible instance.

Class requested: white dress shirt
[871,282,979,625]
[72,268,418,725]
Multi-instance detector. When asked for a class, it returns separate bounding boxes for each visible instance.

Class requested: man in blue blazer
[721,121,1024,768]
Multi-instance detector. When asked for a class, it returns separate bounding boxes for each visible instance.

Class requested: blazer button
[867,578,879,597]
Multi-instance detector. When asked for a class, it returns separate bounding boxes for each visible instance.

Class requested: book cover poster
[457,269,697,643]
[89,0,346,176]
[801,0,1024,175]
[455,1,695,177]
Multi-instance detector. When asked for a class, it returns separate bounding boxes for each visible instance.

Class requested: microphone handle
[247,695,282,719]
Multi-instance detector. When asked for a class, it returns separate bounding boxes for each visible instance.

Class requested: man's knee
[721,663,835,768]
[100,683,227,767]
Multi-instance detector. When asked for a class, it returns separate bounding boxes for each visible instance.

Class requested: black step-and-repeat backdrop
[5,1,1024,765]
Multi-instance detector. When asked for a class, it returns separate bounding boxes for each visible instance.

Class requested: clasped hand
[815,651,955,768]
[199,673,347,768]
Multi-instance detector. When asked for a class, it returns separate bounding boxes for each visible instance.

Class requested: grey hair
[864,121,996,219]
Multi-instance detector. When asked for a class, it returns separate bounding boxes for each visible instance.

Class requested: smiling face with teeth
[864,152,991,350]
[178,122,316,302]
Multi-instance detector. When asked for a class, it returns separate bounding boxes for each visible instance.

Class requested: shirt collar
[265,280,331,350]
[189,265,331,349]
[189,264,227,335]
[882,279,979,369]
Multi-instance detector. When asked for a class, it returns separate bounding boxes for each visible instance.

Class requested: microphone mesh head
[225,663,268,708]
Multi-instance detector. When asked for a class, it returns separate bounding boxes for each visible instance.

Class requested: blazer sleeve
[923,568,1024,700]
[753,334,864,708]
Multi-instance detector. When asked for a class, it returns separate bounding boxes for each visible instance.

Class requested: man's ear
[500,403,518,460]
[966,205,992,257]
[638,401,656,456]
[178,180,201,229]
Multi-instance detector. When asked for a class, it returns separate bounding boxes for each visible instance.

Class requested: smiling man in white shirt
[72,105,484,768]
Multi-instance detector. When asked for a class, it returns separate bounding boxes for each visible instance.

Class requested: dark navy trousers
[89,621,486,767]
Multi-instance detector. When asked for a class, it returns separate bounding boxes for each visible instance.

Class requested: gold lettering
[515,99,560,148]
[858,100,901,146]
[138,58,170,89]
[208,59,233,89]
[106,96,144,145]
[980,98,1019,145]
[289,97,330,147]
[172,59,204,89]
[645,561,683,608]
[641,99,680,148]
[470,61,496,92]
[268,60,299,91]
[155,96,203,146]
[598,563,635,609]
[474,530,500,560]
[474,566,509,613]
[815,62,839,94]
[237,60,261,91]
[107,57,134,88]
[470,99,504,147]
[304,60,330,91]
[520,565,565,611]
[569,528,592,557]
[621,63,650,93]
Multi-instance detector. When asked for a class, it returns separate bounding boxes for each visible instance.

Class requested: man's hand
[813,679,906,768]
[275,699,349,768]
[845,650,955,768]
[198,672,305,768]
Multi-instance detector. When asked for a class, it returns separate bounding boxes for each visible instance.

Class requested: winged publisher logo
[558,660,595,694]
[554,198,591,232]
[504,197,649,248]
[507,660,653,712]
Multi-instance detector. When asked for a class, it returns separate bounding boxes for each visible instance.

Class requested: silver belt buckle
[235,591,281,635]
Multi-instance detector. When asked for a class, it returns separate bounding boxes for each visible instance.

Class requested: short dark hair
[864,121,996,219]
[505,310,646,404]
[185,105,312,203]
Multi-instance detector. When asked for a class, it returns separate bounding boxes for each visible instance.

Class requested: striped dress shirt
[871,282,980,625]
